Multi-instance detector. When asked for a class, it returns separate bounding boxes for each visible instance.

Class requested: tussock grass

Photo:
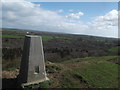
[3,56,120,88]
[61,56,119,64]
[59,56,119,88]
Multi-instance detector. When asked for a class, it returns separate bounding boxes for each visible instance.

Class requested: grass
[2,58,21,71]
[2,56,120,88]
[2,34,52,39]
[2,35,24,38]
[59,56,119,88]
[60,71,83,88]
[41,35,54,41]
[109,46,120,52]
[70,61,119,88]
[55,36,73,40]
[38,81,51,88]
[61,56,119,64]
[40,35,73,41]
[2,34,72,41]
[23,81,51,89]
[96,39,105,42]
[31,81,51,89]
[46,64,62,73]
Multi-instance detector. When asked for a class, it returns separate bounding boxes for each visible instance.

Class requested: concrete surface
[18,35,48,87]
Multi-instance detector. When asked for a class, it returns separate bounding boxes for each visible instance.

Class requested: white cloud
[57,9,64,13]
[87,10,118,38]
[94,10,118,26]
[2,1,88,34]
[66,12,84,19]
[89,10,118,31]
[2,1,67,31]
[1,0,118,38]
[1,0,25,2]
[69,9,74,12]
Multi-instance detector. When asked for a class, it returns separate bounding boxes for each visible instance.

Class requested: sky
[34,2,117,22]
[1,0,118,38]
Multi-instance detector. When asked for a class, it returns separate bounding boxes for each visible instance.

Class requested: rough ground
[2,69,19,78]
[2,56,119,88]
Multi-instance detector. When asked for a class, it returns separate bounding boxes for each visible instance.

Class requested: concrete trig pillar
[18,35,49,87]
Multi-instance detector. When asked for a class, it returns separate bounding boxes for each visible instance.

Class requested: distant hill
[2,28,119,62]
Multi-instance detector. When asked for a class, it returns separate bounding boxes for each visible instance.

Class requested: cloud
[68,9,74,12]
[66,12,84,19]
[2,1,67,32]
[89,10,118,31]
[2,0,88,34]
[94,10,118,26]
[1,0,25,2]
[1,0,118,38]
[57,9,64,13]
[87,10,118,38]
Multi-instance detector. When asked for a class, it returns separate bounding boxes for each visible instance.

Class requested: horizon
[2,27,119,39]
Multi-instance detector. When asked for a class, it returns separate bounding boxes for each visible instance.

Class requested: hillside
[2,28,119,63]
[2,28,119,89]
[2,56,120,88]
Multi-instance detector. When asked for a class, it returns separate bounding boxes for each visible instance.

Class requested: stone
[18,35,49,87]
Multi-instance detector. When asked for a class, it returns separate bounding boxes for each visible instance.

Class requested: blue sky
[1,1,118,38]
[33,2,118,22]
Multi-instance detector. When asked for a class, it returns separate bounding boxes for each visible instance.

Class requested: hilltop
[2,56,120,88]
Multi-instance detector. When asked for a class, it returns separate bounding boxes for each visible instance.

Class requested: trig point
[18,35,49,87]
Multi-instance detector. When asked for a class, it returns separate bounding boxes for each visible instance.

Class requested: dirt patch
[2,69,20,89]
[2,69,19,78]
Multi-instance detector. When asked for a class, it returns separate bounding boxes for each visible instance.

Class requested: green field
[30,56,120,88]
[62,61,119,88]
[2,34,72,41]
[3,55,119,88]
[109,47,120,52]
[57,56,119,88]
[2,35,24,38]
